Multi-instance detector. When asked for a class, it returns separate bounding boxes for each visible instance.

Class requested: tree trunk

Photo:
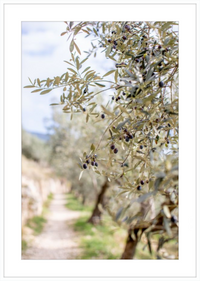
[82,195,86,205]
[89,170,99,198]
[87,180,109,224]
[121,229,139,259]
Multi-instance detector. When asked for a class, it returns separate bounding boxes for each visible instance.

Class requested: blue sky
[22,22,114,134]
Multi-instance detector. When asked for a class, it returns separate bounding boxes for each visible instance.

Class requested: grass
[65,193,127,259]
[22,239,28,252]
[135,239,156,259]
[73,215,127,259]
[26,215,47,235]
[26,193,54,235]
[42,192,54,215]
[65,193,178,260]
[65,193,92,212]
[22,192,54,253]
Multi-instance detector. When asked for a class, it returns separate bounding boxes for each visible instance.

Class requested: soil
[22,193,81,260]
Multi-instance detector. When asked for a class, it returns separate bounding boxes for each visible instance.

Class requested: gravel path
[22,193,81,260]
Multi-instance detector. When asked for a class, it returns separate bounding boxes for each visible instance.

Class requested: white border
[1,1,199,280]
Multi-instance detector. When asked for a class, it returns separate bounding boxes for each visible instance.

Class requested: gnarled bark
[87,180,109,224]
[121,229,139,259]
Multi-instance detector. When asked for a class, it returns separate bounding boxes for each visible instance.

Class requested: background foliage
[24,21,179,259]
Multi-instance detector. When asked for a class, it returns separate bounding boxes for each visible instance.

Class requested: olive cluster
[110,144,118,154]
[83,154,98,169]
[116,29,168,86]
[109,127,134,154]
[122,127,134,142]
[107,38,118,51]
[112,91,127,102]
[137,179,149,191]
[116,127,134,143]
[115,96,121,102]
[152,44,170,57]
[106,24,131,52]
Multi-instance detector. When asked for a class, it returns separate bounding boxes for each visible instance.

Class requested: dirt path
[22,193,81,260]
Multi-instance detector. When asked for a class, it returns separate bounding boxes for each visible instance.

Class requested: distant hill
[27,131,49,142]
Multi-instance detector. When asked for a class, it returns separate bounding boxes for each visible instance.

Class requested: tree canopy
[25,21,179,258]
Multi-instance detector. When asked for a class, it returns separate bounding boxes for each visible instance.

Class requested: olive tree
[25,21,179,259]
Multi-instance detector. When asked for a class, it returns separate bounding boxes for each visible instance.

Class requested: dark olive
[171,215,178,223]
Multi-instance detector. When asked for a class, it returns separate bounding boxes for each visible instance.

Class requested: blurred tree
[22,129,50,163]
[87,179,109,224]
[46,107,108,207]
[25,21,179,259]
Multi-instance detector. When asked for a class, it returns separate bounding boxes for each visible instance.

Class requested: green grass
[26,215,47,235]
[74,215,126,259]
[22,239,28,252]
[22,193,54,253]
[65,193,92,212]
[135,240,156,259]
[26,192,53,235]
[65,193,178,260]
[134,234,178,259]
[65,193,126,259]
[42,192,54,215]
[47,192,54,200]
